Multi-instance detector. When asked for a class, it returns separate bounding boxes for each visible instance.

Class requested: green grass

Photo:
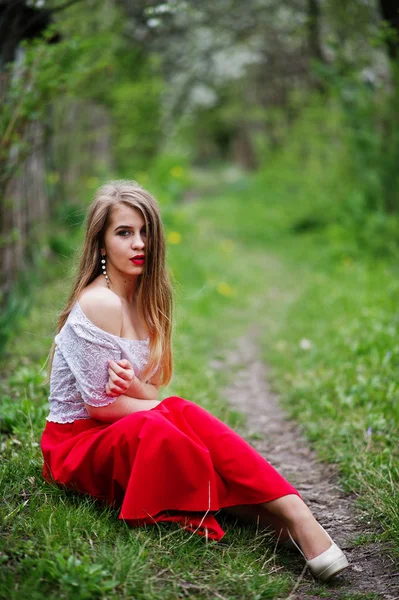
[1,163,398,598]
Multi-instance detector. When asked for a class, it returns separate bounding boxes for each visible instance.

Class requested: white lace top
[46,301,156,423]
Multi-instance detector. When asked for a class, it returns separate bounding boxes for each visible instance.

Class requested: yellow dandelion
[168,231,182,244]
[170,166,184,178]
[220,239,234,253]
[217,282,235,297]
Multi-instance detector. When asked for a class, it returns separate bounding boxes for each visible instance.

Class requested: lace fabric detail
[47,302,154,423]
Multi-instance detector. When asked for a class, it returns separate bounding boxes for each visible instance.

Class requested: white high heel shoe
[288,529,349,582]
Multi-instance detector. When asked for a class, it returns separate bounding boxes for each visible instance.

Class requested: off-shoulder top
[46,301,157,423]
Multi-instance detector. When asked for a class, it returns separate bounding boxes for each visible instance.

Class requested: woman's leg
[163,399,333,559]
[224,497,333,558]
[261,494,332,560]
[222,504,290,540]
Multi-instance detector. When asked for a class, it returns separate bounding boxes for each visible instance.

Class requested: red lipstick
[130,255,145,265]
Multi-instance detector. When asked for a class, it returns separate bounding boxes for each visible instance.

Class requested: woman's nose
[132,233,145,248]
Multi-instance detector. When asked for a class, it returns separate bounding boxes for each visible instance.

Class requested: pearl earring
[101,254,110,289]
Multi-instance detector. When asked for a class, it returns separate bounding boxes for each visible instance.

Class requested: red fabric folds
[41,395,299,540]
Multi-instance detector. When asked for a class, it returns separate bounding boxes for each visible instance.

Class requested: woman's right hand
[106,359,135,397]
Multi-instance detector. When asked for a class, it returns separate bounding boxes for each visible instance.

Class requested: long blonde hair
[45,180,173,387]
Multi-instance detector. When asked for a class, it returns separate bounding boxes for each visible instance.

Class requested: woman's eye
[118,229,147,237]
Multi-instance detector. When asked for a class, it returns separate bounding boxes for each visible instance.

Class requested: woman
[41,180,349,582]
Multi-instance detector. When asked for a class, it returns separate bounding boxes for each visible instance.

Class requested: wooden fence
[0,100,112,305]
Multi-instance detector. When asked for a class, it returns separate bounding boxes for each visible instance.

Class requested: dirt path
[212,326,399,600]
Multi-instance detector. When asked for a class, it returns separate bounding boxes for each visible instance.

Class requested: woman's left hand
[106,359,136,397]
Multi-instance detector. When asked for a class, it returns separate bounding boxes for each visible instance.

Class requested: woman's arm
[107,359,160,401]
[84,394,160,423]
[124,378,159,400]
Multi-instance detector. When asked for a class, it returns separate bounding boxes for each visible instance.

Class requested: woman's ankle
[289,520,332,560]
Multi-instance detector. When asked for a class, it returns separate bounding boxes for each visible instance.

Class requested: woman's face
[102,203,147,276]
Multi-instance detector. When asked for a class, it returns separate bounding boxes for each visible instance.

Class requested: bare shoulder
[78,288,123,337]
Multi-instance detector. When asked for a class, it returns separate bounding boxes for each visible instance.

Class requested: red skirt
[41,395,299,540]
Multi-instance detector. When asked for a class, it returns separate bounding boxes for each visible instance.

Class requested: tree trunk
[232,124,258,171]
[307,0,327,92]
[379,0,399,60]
